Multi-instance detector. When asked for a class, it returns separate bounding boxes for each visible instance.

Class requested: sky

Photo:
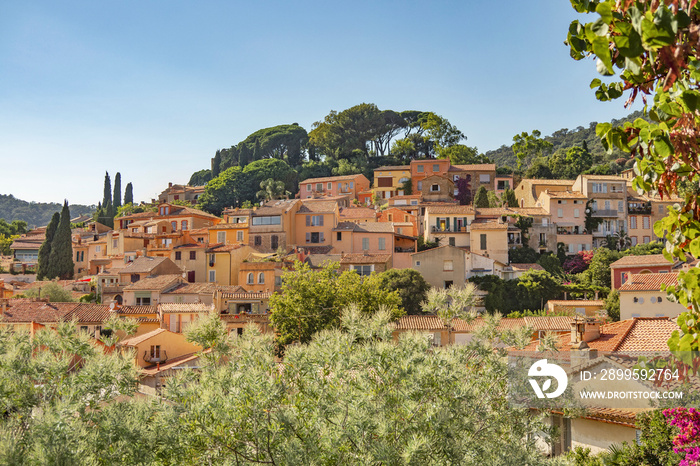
[0,1,642,206]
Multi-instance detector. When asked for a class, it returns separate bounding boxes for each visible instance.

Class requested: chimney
[570,316,602,347]
[169,182,173,188]
[0,298,8,313]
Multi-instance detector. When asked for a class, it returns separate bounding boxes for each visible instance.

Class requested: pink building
[299,174,370,200]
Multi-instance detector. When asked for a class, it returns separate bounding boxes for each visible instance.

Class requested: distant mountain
[0,194,95,228]
[484,110,645,168]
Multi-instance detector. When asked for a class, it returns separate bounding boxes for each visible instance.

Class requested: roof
[220,290,273,300]
[120,256,170,274]
[0,299,78,323]
[470,221,509,230]
[393,315,573,333]
[120,328,169,347]
[339,207,377,219]
[547,300,605,307]
[610,254,672,268]
[450,163,497,171]
[332,222,394,233]
[581,174,627,181]
[141,351,204,376]
[510,207,550,216]
[374,165,410,171]
[340,253,392,264]
[206,243,244,253]
[520,179,575,186]
[164,282,216,294]
[510,263,545,272]
[253,199,299,215]
[298,200,338,213]
[123,275,183,291]
[63,304,111,323]
[306,254,343,267]
[118,305,158,315]
[301,174,366,184]
[618,272,679,292]
[160,303,212,313]
[542,191,587,199]
[424,205,475,215]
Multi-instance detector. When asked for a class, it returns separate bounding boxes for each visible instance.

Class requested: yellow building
[119,328,202,369]
[469,221,511,265]
[372,165,412,199]
[205,244,258,285]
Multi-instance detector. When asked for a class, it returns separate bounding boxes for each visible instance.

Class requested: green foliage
[439,144,488,165]
[509,246,539,264]
[400,177,413,195]
[417,235,440,251]
[113,172,122,208]
[374,268,430,315]
[470,270,561,314]
[187,169,211,186]
[102,171,112,208]
[605,289,620,322]
[537,252,564,277]
[268,261,403,348]
[123,182,134,205]
[584,199,603,233]
[211,150,221,178]
[513,130,553,171]
[549,145,593,179]
[0,194,94,229]
[256,178,289,201]
[487,190,501,207]
[474,186,489,208]
[36,212,59,280]
[580,247,622,289]
[23,281,75,302]
[47,201,74,280]
[503,188,518,207]
[0,219,27,255]
[238,123,309,167]
[515,215,534,247]
[198,166,243,216]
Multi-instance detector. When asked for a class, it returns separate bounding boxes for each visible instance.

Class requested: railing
[143,350,168,364]
[395,247,416,253]
[628,205,652,214]
[590,209,619,217]
[430,226,469,233]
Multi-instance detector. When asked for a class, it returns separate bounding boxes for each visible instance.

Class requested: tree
[581,247,622,289]
[605,229,632,251]
[102,172,112,208]
[537,252,564,277]
[421,284,478,344]
[23,282,74,302]
[455,176,472,205]
[438,145,488,165]
[512,130,552,171]
[268,261,402,348]
[198,166,243,216]
[188,169,212,186]
[474,186,489,208]
[241,159,297,204]
[374,268,430,315]
[509,247,539,264]
[549,146,593,179]
[565,1,700,352]
[517,270,562,311]
[36,212,59,280]
[256,178,288,202]
[47,201,73,280]
[113,172,122,208]
[503,188,518,207]
[487,190,501,207]
[211,150,222,178]
[124,182,134,205]
[605,289,620,322]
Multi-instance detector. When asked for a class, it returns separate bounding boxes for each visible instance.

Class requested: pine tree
[212,151,221,178]
[48,201,74,280]
[36,212,59,280]
[103,172,112,207]
[113,173,122,208]
[124,183,134,205]
[474,186,489,208]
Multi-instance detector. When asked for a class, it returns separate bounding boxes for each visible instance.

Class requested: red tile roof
[424,205,475,215]
[120,328,169,346]
[339,207,377,219]
[340,253,392,264]
[64,304,111,323]
[610,254,672,268]
[1,299,78,323]
[618,272,679,292]
[301,174,367,184]
[450,163,496,171]
[510,263,545,272]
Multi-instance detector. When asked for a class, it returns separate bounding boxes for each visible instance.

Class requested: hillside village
[2,157,695,456]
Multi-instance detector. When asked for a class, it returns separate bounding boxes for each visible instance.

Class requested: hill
[0,194,95,228]
[484,110,645,169]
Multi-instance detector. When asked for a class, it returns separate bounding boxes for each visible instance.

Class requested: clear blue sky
[0,1,639,206]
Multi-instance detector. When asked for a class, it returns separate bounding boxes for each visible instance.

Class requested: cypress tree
[105,202,114,229]
[212,151,222,178]
[113,172,122,208]
[37,212,59,280]
[48,201,74,280]
[103,172,112,207]
[474,186,490,208]
[124,183,134,205]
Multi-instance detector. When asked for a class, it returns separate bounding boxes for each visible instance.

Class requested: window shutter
[306,232,310,243]
[320,232,324,242]
[320,215,324,226]
[446,217,451,230]
[306,215,311,226]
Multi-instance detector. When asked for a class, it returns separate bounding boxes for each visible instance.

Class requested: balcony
[430,226,469,234]
[144,350,168,364]
[593,229,619,237]
[590,209,619,218]
[395,246,416,253]
[628,204,652,214]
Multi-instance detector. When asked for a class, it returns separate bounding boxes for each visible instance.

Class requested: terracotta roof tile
[298,200,339,213]
[164,282,216,294]
[611,254,672,268]
[301,174,367,184]
[619,272,678,292]
[547,300,605,307]
[119,305,159,315]
[64,304,111,323]
[450,163,496,171]
[159,303,212,313]
[120,257,171,274]
[123,275,183,291]
[374,165,410,171]
[0,299,78,323]
[340,253,392,264]
[120,328,169,346]
[339,207,377,219]
[470,220,509,230]
[425,205,475,215]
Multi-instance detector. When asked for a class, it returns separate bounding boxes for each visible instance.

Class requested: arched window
[171,221,177,231]
[247,273,254,285]
[181,220,188,230]
[258,272,265,284]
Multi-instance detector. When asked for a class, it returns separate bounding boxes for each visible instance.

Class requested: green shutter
[446,217,450,231]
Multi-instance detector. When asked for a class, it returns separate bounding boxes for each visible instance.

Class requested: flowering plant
[664,408,700,466]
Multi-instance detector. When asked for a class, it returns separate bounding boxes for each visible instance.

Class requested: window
[643,236,651,243]
[217,231,226,243]
[631,236,638,246]
[444,260,454,271]
[316,183,323,191]
[352,265,373,276]
[175,251,182,260]
[417,181,422,191]
[189,251,196,260]
[306,184,311,192]
[349,181,354,188]
[171,221,177,231]
[150,345,161,359]
[327,182,332,190]
[643,216,650,229]
[209,270,216,282]
[479,174,490,183]
[306,215,324,226]
[378,238,386,250]
[258,272,265,284]
[237,231,244,242]
[617,201,624,213]
[432,164,439,172]
[415,260,421,266]
[254,236,262,246]
[113,239,118,248]
[247,273,254,285]
[275,276,282,286]
[76,251,80,261]
[96,245,101,252]
[557,208,563,218]
[430,184,440,192]
[573,208,580,218]
[449,237,455,246]
[417,165,424,173]
[362,238,370,250]
[271,235,279,250]
[480,234,487,250]
[336,231,342,241]
[252,216,281,225]
[604,200,611,211]
[306,232,323,243]
[136,297,151,305]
